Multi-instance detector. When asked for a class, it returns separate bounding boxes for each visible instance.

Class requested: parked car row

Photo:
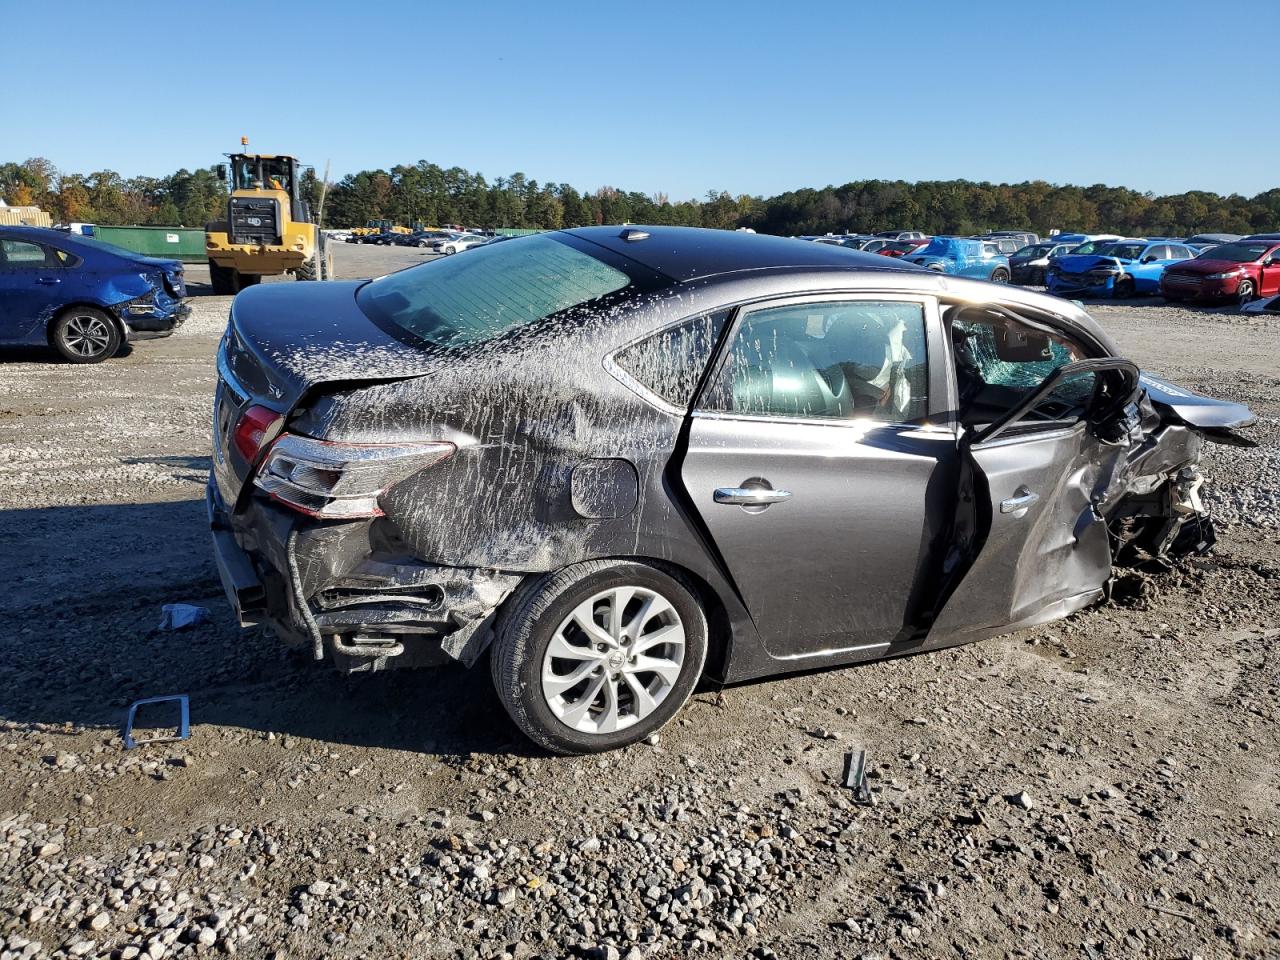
[797,227,1278,305]
[1046,239,1202,299]
[349,229,495,254]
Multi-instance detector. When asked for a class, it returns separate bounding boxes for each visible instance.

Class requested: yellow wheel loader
[204,154,331,295]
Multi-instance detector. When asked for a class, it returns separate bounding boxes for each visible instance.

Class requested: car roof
[0,225,110,255]
[563,225,918,282]
[1243,233,1280,242]
[0,225,68,242]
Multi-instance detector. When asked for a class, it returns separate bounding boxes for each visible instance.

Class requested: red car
[1161,235,1280,304]
[877,238,929,259]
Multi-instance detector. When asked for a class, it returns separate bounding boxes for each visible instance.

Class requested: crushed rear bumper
[206,477,521,672]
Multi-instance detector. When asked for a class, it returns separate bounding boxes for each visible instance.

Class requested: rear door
[922,307,1138,646]
[679,295,957,661]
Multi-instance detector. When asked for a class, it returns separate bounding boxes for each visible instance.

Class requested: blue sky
[5,0,1272,199]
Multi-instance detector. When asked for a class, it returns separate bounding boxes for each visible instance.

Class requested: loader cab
[220,154,311,227]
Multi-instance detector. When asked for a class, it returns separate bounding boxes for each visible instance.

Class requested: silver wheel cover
[63,315,112,357]
[541,585,686,735]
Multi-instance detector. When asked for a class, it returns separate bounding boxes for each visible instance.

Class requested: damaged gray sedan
[208,227,1254,753]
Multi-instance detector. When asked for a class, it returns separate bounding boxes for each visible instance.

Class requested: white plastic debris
[158,604,211,630]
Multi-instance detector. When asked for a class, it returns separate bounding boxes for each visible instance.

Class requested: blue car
[1046,239,1198,299]
[0,226,189,363]
[905,237,1010,282]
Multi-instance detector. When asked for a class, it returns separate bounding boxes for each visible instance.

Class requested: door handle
[36,277,61,285]
[1000,488,1040,517]
[714,487,793,506]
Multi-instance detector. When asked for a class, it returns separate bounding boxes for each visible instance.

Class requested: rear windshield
[356,234,631,348]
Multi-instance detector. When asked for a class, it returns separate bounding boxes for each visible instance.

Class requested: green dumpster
[90,225,207,263]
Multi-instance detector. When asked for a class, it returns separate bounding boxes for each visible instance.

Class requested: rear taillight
[254,435,455,519]
[233,405,284,462]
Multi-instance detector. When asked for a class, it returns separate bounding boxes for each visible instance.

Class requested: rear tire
[490,561,708,754]
[990,267,1010,284]
[296,247,333,281]
[208,260,237,295]
[50,307,121,364]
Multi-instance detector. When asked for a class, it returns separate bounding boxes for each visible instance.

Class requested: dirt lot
[0,244,1277,960]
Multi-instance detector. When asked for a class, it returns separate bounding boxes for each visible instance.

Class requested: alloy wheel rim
[63,315,111,357]
[1240,282,1254,303]
[542,585,686,735]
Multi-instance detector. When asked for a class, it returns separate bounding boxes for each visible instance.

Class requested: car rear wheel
[990,267,1010,284]
[490,560,708,754]
[1237,279,1256,304]
[50,307,121,364]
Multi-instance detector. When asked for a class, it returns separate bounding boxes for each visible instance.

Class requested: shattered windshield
[1070,240,1108,255]
[1095,242,1145,260]
[356,234,632,348]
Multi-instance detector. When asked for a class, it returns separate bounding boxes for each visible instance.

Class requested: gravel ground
[0,245,1276,960]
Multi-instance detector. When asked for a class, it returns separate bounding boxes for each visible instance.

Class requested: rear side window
[611,311,729,409]
[701,300,929,423]
[0,239,50,266]
[357,234,631,348]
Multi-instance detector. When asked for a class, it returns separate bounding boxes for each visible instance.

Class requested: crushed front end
[1104,374,1255,568]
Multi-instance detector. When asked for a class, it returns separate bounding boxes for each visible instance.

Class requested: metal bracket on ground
[842,748,873,805]
[122,695,191,750]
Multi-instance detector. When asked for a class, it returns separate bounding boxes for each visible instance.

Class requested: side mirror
[1141,255,1156,263]
[215,164,227,182]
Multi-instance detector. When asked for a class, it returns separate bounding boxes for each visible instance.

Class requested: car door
[1258,244,1280,297]
[1131,244,1171,289]
[679,295,957,661]
[920,306,1139,647]
[0,238,68,344]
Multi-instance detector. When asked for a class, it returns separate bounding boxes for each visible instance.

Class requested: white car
[435,233,489,255]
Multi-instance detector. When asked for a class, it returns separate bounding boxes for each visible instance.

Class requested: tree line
[3,156,1276,237]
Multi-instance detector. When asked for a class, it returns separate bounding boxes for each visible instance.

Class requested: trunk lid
[213,280,440,506]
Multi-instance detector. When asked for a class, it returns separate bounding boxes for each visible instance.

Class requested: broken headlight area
[1109,465,1215,568]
